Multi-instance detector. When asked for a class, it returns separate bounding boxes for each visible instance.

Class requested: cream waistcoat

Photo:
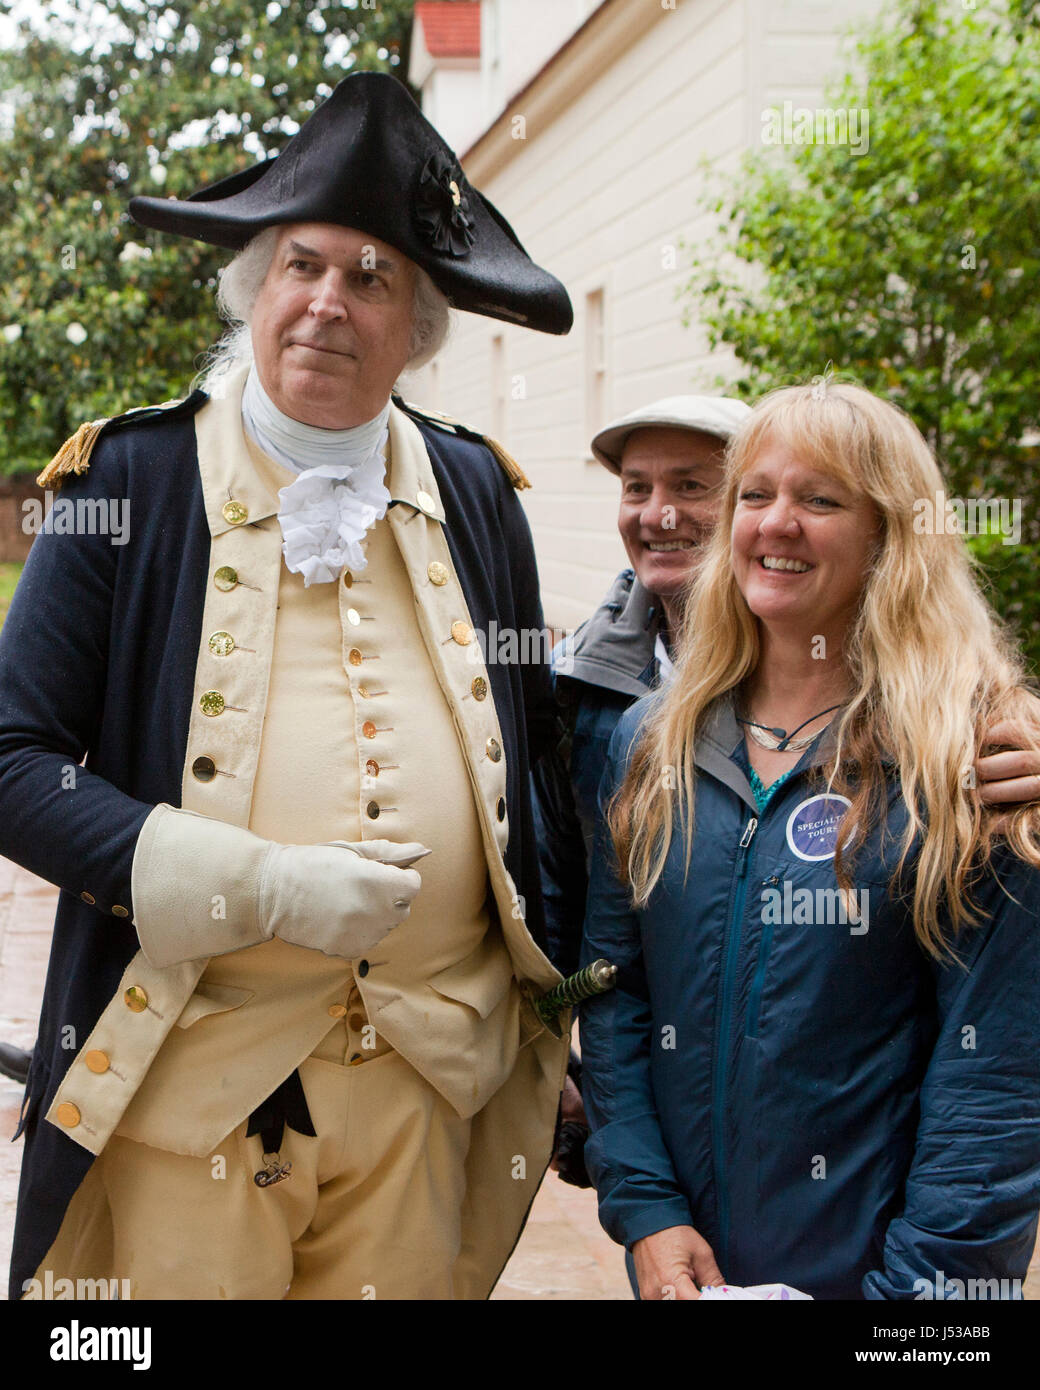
[46,370,563,1158]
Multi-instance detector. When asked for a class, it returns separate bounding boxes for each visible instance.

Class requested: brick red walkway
[1,858,1035,1301]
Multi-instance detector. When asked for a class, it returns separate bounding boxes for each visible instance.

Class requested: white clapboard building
[408,0,879,629]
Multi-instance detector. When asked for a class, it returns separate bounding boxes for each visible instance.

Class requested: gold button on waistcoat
[357,685,370,699]
[192,756,217,782]
[209,631,235,657]
[486,737,502,763]
[213,566,239,592]
[84,1050,110,1074]
[471,676,488,701]
[362,721,377,740]
[327,1004,347,1019]
[348,648,364,666]
[366,802,380,820]
[348,1013,366,1032]
[451,621,473,646]
[349,1054,364,1067]
[80,891,96,905]
[416,489,437,516]
[112,905,129,918]
[200,691,226,717]
[124,986,149,1013]
[56,1102,81,1129]
[365,759,380,778]
[346,608,362,627]
[427,561,449,586]
[222,500,249,526]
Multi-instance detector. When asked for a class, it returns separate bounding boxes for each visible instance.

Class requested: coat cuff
[131,804,272,968]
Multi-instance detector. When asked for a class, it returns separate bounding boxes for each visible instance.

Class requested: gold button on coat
[348,1013,366,1032]
[342,571,353,588]
[213,566,239,592]
[327,1004,347,1019]
[451,621,473,646]
[416,489,437,515]
[486,737,502,762]
[209,631,235,657]
[471,677,488,701]
[200,691,225,717]
[348,648,363,666]
[192,756,217,782]
[496,797,506,822]
[112,904,129,918]
[84,1050,110,1074]
[124,986,149,1013]
[56,1102,81,1129]
[427,561,449,586]
[80,891,96,905]
[222,500,249,526]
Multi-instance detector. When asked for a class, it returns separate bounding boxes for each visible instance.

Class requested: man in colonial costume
[1,71,573,1300]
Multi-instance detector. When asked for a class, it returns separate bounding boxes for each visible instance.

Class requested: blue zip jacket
[580,695,1040,1299]
[532,569,662,974]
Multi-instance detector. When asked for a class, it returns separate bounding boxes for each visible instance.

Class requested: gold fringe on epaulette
[36,419,110,491]
[484,437,531,490]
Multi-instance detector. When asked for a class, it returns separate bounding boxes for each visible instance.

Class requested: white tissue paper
[699,1283,813,1300]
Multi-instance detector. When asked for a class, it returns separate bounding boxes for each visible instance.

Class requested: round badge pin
[785,794,853,862]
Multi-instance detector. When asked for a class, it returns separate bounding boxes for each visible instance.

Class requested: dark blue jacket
[532,570,662,974]
[580,695,1040,1300]
[0,392,556,1299]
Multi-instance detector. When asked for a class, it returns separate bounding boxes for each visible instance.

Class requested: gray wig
[197,226,453,396]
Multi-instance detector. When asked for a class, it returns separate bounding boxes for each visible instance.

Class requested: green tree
[680,0,1040,672]
[0,0,417,474]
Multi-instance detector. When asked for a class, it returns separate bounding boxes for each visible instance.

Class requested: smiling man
[0,72,573,1301]
[535,397,750,980]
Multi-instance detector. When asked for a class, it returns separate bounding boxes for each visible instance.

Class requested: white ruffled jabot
[241,366,392,587]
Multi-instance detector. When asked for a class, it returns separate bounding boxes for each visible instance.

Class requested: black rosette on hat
[415,150,476,258]
[129,72,572,335]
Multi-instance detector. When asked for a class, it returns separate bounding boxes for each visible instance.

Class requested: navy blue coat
[0,393,556,1299]
[580,696,1040,1300]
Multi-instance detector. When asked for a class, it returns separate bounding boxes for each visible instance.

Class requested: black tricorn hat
[129,71,573,336]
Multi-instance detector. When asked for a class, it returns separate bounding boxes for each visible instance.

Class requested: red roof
[415,2,481,59]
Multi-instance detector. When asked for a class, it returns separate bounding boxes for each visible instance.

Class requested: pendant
[254,1152,293,1188]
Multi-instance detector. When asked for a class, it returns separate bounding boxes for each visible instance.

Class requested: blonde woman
[579,382,1040,1300]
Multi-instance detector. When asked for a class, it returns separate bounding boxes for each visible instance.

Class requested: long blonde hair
[609,381,1040,957]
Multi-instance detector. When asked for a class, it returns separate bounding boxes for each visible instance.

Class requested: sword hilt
[534,958,617,1026]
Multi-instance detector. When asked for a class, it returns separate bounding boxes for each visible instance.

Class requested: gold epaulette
[396,398,532,490]
[36,396,195,491]
[37,419,110,490]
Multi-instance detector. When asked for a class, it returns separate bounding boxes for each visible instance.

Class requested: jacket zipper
[711,813,757,1270]
[746,875,780,1039]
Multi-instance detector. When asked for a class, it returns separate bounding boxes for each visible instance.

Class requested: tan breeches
[28,1033,473,1301]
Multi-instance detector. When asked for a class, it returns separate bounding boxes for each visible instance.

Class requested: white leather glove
[131,804,426,969]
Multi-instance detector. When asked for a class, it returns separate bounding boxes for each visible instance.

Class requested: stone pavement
[0,857,1036,1301]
